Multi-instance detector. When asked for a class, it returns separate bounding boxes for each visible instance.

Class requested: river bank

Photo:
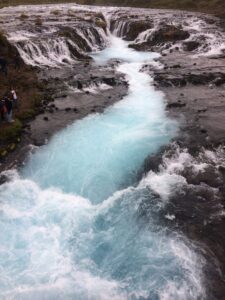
[128,10,225,298]
[141,49,225,298]
[0,60,128,172]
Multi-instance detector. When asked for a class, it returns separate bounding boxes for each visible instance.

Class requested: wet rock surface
[129,24,190,50]
[153,53,225,144]
[140,35,225,300]
[138,28,225,297]
[29,63,128,146]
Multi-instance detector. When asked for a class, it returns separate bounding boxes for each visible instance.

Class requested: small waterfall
[16,38,75,67]
[14,25,108,67]
[2,7,109,67]
[134,28,156,44]
[111,19,130,38]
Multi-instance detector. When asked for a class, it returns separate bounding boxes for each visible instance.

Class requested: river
[0,8,206,300]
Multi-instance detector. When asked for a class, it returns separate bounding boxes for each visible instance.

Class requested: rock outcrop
[129,24,190,51]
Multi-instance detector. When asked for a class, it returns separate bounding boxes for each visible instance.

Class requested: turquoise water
[22,37,175,203]
[0,36,205,299]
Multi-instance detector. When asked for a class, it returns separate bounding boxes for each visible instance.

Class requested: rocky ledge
[132,12,225,300]
[0,59,128,172]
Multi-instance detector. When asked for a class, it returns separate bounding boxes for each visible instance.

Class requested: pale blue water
[22,37,175,203]
[0,36,205,299]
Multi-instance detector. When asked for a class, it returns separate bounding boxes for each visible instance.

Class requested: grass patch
[0,119,23,142]
[16,109,36,120]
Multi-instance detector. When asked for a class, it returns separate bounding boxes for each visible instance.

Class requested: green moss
[7,143,16,152]
[17,109,36,120]
[95,19,107,31]
[0,149,8,158]
[0,119,23,142]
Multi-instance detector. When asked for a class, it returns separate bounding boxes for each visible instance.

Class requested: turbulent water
[0,4,215,300]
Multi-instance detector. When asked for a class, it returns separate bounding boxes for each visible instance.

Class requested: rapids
[0,10,206,300]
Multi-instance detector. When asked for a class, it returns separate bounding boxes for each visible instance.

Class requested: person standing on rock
[13,53,21,70]
[0,99,6,124]
[5,95,14,123]
[11,88,19,110]
[0,58,8,77]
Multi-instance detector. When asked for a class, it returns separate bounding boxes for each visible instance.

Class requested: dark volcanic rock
[167,101,186,108]
[77,81,83,89]
[129,24,190,50]
[0,174,8,185]
[124,20,152,41]
[151,25,190,44]
[154,71,225,87]
[183,41,200,52]
[102,76,117,86]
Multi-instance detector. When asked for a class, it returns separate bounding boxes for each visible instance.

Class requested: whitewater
[0,35,205,299]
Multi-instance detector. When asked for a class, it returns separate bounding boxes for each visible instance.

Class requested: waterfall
[16,38,75,67]
[13,25,108,67]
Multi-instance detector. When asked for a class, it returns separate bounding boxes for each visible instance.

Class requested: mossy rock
[0,149,8,157]
[19,13,29,20]
[7,143,16,152]
[95,19,107,32]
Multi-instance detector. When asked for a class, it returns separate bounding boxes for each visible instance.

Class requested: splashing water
[0,36,205,299]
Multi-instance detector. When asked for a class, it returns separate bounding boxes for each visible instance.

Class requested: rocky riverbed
[0,3,225,299]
